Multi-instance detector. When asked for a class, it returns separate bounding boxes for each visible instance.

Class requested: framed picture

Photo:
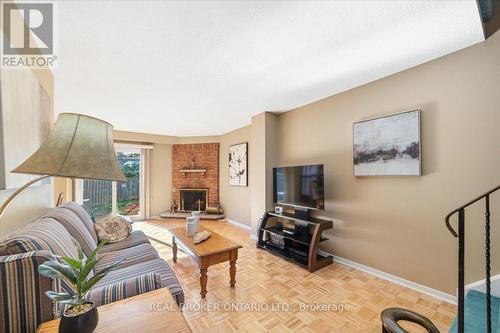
[353,110,421,176]
[229,142,248,186]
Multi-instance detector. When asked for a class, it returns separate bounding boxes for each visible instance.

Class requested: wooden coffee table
[169,227,242,298]
[37,289,191,333]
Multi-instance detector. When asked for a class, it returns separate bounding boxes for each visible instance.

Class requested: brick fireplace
[172,143,219,211]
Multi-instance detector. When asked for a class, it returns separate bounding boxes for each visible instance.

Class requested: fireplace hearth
[180,189,208,212]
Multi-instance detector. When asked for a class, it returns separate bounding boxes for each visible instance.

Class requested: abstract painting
[353,110,421,176]
[229,142,248,186]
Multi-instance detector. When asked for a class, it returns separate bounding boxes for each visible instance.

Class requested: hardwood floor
[135,219,456,333]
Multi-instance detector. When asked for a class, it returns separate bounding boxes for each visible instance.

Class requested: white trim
[318,250,457,304]
[250,234,258,240]
[114,142,154,150]
[111,181,117,216]
[465,274,500,297]
[49,177,55,207]
[226,218,252,231]
[74,179,83,204]
[141,148,150,220]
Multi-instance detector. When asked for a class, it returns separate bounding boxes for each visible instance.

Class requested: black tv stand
[294,207,311,220]
[257,210,333,272]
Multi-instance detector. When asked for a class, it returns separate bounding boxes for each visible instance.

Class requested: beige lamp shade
[12,113,127,182]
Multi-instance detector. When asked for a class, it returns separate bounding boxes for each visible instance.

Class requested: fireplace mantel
[180,169,207,177]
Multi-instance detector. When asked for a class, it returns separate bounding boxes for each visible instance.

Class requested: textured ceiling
[54,1,484,136]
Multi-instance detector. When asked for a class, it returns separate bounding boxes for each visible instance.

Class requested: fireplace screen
[180,189,207,212]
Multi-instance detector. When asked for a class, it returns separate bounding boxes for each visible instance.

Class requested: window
[116,149,141,216]
[78,146,147,221]
[82,179,112,219]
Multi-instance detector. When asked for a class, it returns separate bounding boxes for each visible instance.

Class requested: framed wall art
[353,110,421,176]
[228,142,248,186]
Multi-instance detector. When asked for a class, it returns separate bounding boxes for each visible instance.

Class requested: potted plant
[38,241,123,333]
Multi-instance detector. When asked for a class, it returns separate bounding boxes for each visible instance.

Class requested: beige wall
[249,112,278,234]
[265,113,278,212]
[219,125,251,225]
[149,144,173,216]
[274,31,500,294]
[53,177,71,203]
[0,39,54,235]
[249,114,266,234]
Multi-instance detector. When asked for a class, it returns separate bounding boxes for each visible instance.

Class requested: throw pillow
[94,215,131,243]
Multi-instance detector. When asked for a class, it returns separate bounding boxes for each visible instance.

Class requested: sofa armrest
[88,272,162,306]
[0,250,57,333]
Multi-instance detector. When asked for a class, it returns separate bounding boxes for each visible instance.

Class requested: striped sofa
[0,202,184,333]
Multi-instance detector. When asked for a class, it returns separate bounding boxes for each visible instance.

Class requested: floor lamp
[0,113,126,219]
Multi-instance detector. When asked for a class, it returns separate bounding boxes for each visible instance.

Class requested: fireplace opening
[180,189,207,212]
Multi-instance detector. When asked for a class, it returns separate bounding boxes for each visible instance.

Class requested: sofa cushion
[99,230,150,253]
[58,202,98,243]
[94,215,131,244]
[0,218,78,259]
[89,272,162,307]
[97,258,184,305]
[43,208,97,256]
[95,243,159,270]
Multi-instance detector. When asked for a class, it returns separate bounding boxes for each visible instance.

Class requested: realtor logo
[1,1,57,68]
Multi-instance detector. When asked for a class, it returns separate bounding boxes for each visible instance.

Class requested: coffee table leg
[172,236,177,263]
[200,268,208,298]
[229,260,236,287]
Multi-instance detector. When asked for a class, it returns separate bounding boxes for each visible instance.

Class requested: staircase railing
[445,184,499,333]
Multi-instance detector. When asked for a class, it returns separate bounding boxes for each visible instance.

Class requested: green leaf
[94,240,108,256]
[79,241,108,282]
[38,261,78,286]
[74,240,84,261]
[81,259,124,293]
[80,256,103,283]
[81,274,106,294]
[86,241,107,267]
[61,256,82,271]
[45,291,72,302]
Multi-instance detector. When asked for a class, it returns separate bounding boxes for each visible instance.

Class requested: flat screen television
[273,164,324,210]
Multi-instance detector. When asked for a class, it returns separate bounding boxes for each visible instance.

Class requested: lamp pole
[0,175,50,220]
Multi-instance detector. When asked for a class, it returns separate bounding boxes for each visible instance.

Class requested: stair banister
[485,194,491,333]
[445,184,500,236]
[445,184,499,333]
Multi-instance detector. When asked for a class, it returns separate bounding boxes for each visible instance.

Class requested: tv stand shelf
[267,211,332,225]
[263,226,329,245]
[257,211,333,272]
